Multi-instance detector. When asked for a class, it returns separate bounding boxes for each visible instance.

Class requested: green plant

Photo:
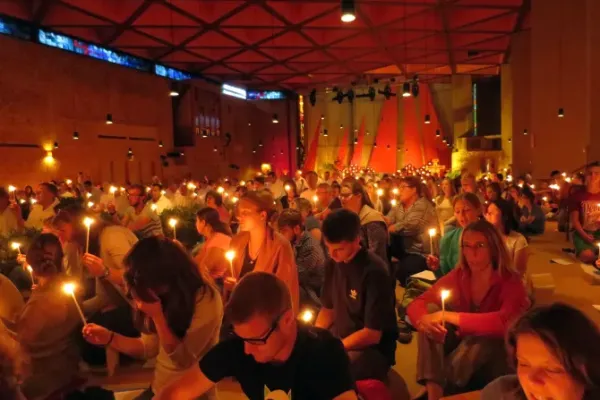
[0,228,41,276]
[160,205,204,249]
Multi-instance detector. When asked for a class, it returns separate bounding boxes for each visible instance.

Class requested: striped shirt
[387,197,437,254]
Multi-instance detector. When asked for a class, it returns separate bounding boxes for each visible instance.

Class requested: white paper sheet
[411,270,436,281]
[550,258,573,265]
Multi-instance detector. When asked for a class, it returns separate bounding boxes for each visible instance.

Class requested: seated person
[407,220,530,400]
[117,184,163,239]
[340,182,389,265]
[482,303,600,400]
[18,233,82,400]
[316,209,397,382]
[570,162,600,264]
[386,176,437,286]
[292,197,322,242]
[427,193,482,278]
[149,184,173,214]
[157,272,358,400]
[279,178,299,210]
[518,187,545,236]
[194,207,232,286]
[314,182,342,221]
[83,237,222,399]
[277,209,326,305]
[205,191,231,225]
[0,187,19,238]
[0,273,23,331]
[485,200,528,277]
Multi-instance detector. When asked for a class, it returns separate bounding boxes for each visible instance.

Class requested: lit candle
[428,228,437,255]
[217,186,225,194]
[62,283,87,325]
[187,182,196,190]
[8,185,16,193]
[30,198,37,205]
[86,192,92,199]
[168,218,178,240]
[232,196,239,204]
[312,195,318,207]
[161,190,166,196]
[240,180,246,186]
[542,196,548,202]
[376,188,384,199]
[441,289,451,328]
[87,201,94,209]
[151,204,158,213]
[11,242,21,254]
[109,186,117,194]
[66,179,73,185]
[390,199,397,207]
[146,186,151,193]
[565,177,572,183]
[83,217,94,253]
[300,309,314,323]
[284,184,291,192]
[392,188,399,195]
[120,187,126,192]
[225,250,236,277]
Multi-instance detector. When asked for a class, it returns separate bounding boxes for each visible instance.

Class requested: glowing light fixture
[341,0,356,23]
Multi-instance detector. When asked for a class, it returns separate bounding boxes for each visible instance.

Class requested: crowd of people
[0,162,599,400]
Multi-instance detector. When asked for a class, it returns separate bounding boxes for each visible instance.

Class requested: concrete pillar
[500,64,513,172]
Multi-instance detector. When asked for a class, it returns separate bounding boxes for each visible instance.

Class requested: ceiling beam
[503,0,531,63]
[103,0,156,45]
[437,0,456,75]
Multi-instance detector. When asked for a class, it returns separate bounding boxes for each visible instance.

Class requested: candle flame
[66,179,72,185]
[217,187,225,194]
[11,242,20,250]
[428,228,437,237]
[284,185,291,191]
[390,199,397,207]
[376,188,384,197]
[151,204,158,212]
[187,183,196,190]
[30,199,37,204]
[441,289,451,301]
[240,180,246,186]
[27,265,33,273]
[232,196,239,203]
[392,188,399,195]
[62,282,76,295]
[83,217,94,228]
[168,218,178,228]
[8,185,16,192]
[225,250,236,262]
[109,186,117,194]
[87,201,94,208]
[300,309,314,323]
[312,195,318,204]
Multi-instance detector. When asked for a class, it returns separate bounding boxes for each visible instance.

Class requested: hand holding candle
[63,282,87,325]
[225,250,236,277]
[168,218,178,240]
[312,195,318,208]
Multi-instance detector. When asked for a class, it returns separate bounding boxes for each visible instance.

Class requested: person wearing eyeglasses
[156,272,358,400]
[407,220,529,400]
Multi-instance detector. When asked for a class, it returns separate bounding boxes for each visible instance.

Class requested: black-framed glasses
[234,313,284,345]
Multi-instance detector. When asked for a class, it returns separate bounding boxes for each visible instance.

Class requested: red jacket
[407,268,530,338]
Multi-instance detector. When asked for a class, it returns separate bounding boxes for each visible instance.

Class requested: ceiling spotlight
[72,132,79,140]
[169,82,179,97]
[341,0,356,23]
[53,141,59,149]
[523,129,528,136]
[259,140,263,147]
[248,122,252,127]
[402,82,411,97]
[411,80,420,98]
[379,84,396,100]
[252,148,257,154]
[321,114,325,120]
[323,129,329,137]
[128,147,133,155]
[424,114,431,124]
[202,130,208,138]
[213,146,218,152]
[354,138,358,145]
[106,113,113,124]
[340,124,344,129]
[373,142,377,148]
[272,114,279,124]
[558,108,564,118]
[158,141,163,148]
[435,129,441,137]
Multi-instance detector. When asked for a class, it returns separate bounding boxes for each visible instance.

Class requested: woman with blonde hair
[435,178,456,229]
[407,220,530,400]
[227,190,299,311]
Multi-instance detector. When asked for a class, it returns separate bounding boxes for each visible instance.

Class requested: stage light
[402,82,411,97]
[341,0,356,22]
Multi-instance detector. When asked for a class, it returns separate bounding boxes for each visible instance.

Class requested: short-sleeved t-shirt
[124,204,164,238]
[569,190,600,232]
[320,247,397,365]
[200,327,354,400]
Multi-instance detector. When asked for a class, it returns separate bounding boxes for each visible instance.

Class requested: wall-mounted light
[53,141,59,149]
[435,129,441,137]
[202,130,208,138]
[341,0,356,23]
[558,108,564,118]
[272,114,279,124]
[373,142,378,148]
[354,138,358,144]
[248,122,252,127]
[169,82,179,97]
[424,114,431,124]
[106,113,113,125]
[221,83,247,100]
[158,141,163,148]
[213,146,218,152]
[258,140,264,147]
[523,129,528,136]
[323,129,328,137]
[128,147,133,155]
[252,148,257,154]
[73,132,79,140]
[321,114,325,120]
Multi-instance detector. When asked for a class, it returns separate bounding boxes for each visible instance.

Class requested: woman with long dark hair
[83,237,222,400]
[485,200,528,276]
[205,190,230,225]
[279,178,299,209]
[482,303,600,400]
[18,233,81,400]
[195,207,232,284]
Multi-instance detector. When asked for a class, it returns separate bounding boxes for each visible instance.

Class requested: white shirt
[25,199,59,230]
[173,191,195,208]
[150,195,173,214]
[269,179,285,199]
[0,207,18,238]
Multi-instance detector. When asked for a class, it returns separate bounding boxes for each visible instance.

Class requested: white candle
[428,228,437,255]
[109,186,117,194]
[83,217,94,253]
[312,195,318,207]
[63,283,87,325]
[440,290,451,328]
[225,250,236,277]
[26,265,34,285]
[390,199,397,207]
[151,204,158,213]
[168,218,178,240]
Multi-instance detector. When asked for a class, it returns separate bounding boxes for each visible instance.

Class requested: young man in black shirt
[316,209,397,382]
[157,272,357,400]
